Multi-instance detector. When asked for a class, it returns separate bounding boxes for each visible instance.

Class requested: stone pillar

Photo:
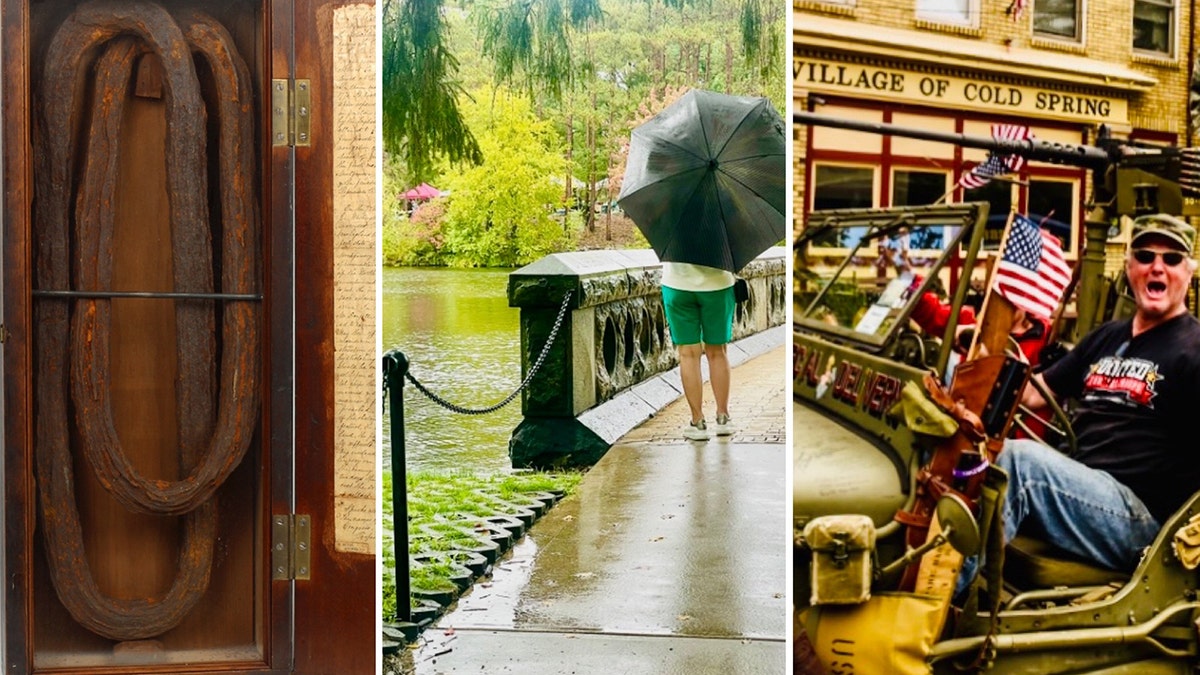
[507,251,661,468]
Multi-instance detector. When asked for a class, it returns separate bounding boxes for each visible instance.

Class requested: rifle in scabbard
[894,328,1029,591]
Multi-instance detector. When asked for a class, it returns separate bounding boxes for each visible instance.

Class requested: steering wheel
[890,329,926,367]
[1009,364,1077,457]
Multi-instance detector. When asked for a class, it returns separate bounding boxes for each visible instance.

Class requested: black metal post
[382,350,411,623]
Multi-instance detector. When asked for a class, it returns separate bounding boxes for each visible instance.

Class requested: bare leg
[705,343,730,417]
[678,343,705,423]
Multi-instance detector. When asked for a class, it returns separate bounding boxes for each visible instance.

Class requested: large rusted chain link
[33,0,259,641]
[72,9,261,516]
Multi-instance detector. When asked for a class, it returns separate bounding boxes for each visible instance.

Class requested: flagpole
[1045,263,1081,345]
[933,187,955,206]
[967,211,1019,361]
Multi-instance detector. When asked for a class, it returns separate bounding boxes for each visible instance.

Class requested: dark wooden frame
[3,2,35,671]
[291,2,377,672]
[1,0,288,670]
[267,0,296,672]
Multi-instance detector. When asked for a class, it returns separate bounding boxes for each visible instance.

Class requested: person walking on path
[661,261,737,440]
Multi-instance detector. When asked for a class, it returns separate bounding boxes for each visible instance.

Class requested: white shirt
[660,262,735,291]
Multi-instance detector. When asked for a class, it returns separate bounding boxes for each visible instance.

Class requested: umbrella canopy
[617,89,785,273]
[402,182,441,200]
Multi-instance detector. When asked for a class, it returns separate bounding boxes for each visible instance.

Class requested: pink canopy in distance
[402,182,441,200]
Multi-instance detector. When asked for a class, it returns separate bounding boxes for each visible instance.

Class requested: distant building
[794,0,1192,271]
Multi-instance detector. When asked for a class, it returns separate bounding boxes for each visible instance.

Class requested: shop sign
[794,56,1127,125]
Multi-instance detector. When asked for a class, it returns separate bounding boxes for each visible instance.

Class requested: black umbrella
[617,89,785,273]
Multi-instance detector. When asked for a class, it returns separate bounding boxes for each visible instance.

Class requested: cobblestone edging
[381,485,566,653]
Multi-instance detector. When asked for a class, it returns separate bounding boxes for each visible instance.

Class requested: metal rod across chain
[399,288,574,416]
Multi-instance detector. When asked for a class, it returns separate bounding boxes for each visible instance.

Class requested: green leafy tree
[476,0,604,99]
[382,0,482,180]
[382,0,781,176]
[441,89,572,267]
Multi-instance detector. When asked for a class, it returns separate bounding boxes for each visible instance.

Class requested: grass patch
[382,469,584,623]
[410,560,460,592]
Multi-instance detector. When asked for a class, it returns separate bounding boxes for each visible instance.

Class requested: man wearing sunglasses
[988,214,1200,576]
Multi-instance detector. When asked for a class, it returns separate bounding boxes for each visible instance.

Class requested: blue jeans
[959,439,1159,593]
[998,439,1159,570]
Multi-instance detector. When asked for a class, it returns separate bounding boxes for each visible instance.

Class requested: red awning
[401,182,441,200]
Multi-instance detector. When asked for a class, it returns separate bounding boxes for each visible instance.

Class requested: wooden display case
[1,1,376,672]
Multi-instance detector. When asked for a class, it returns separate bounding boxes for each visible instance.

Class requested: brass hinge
[271,514,312,581]
[271,78,312,147]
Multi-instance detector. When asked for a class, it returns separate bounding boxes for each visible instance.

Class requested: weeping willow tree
[382,0,781,180]
[382,0,483,179]
[477,0,604,100]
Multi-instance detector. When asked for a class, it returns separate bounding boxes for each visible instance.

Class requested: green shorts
[662,286,735,346]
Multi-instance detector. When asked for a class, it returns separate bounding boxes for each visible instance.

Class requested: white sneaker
[684,419,709,441]
[713,414,734,436]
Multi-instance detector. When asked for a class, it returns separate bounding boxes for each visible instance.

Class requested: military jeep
[794,201,1200,674]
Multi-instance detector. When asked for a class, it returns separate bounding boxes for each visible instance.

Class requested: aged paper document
[331,2,376,555]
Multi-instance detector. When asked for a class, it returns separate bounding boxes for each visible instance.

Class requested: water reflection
[382,267,522,474]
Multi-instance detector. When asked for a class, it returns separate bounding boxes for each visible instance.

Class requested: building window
[916,0,975,25]
[811,164,875,248]
[892,170,947,207]
[893,170,951,249]
[1133,0,1174,55]
[1027,179,1077,253]
[1033,0,1079,40]
[962,180,1013,249]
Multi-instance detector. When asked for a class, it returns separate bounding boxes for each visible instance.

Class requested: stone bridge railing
[507,247,787,468]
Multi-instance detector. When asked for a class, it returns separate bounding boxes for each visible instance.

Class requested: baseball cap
[1131,214,1195,254]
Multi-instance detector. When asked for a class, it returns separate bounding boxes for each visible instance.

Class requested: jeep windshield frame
[795,203,991,375]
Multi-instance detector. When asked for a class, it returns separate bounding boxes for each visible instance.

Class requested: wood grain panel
[3,0,34,669]
[291,1,376,673]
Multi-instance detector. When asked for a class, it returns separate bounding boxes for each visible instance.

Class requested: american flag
[993,214,1071,319]
[1010,0,1029,21]
[958,124,1033,189]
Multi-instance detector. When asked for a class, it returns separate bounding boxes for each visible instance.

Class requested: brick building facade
[793,0,1193,266]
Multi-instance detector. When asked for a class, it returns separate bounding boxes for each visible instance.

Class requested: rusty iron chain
[33,1,258,641]
[397,288,574,416]
[71,11,261,518]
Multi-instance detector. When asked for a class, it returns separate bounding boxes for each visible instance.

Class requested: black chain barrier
[395,288,574,415]
[381,287,572,629]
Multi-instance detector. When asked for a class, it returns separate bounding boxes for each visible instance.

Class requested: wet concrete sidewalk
[403,346,789,674]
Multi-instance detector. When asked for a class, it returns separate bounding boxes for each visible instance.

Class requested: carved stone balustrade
[507,247,787,468]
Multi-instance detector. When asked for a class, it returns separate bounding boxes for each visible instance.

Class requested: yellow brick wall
[793,95,809,239]
[793,0,1193,242]
[794,0,1190,137]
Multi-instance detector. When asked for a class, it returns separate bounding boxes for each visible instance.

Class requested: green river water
[381,266,523,474]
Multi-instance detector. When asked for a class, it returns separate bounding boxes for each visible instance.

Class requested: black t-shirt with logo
[1042,313,1200,523]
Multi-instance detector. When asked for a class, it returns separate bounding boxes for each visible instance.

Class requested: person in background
[661,262,736,440]
[880,236,978,338]
[1010,307,1052,368]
